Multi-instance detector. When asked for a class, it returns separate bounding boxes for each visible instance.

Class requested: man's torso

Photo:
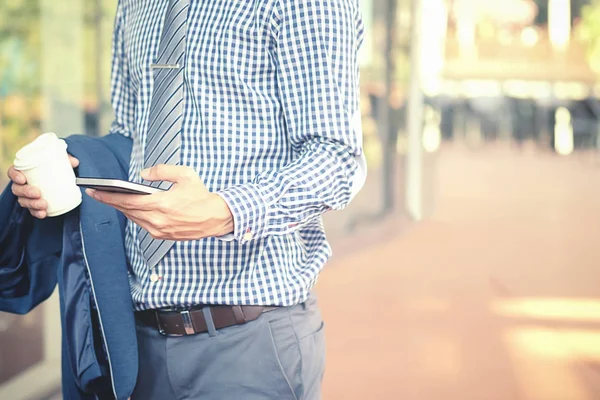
[120,0,331,310]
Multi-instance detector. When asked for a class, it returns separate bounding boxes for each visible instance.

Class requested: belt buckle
[180,310,196,335]
[155,310,195,336]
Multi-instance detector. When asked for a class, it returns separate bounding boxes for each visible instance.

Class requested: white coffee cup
[13,132,82,217]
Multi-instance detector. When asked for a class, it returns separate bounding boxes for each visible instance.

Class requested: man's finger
[86,189,155,211]
[121,212,167,239]
[69,155,80,168]
[140,164,198,184]
[12,184,41,199]
[112,207,150,222]
[30,209,47,219]
[7,166,26,185]
[123,212,151,228]
[18,198,48,211]
[124,213,146,228]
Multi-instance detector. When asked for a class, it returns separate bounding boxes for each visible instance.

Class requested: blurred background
[2,0,600,399]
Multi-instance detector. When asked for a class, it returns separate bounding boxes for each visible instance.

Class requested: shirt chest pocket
[193,5,270,85]
[220,20,263,80]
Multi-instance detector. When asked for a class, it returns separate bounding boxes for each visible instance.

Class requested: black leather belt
[135,305,278,336]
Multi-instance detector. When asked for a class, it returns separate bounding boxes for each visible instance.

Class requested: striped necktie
[140,0,189,270]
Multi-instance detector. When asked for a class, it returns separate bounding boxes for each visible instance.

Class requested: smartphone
[76,177,164,195]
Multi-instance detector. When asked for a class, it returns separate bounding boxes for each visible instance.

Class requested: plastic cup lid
[14,132,66,170]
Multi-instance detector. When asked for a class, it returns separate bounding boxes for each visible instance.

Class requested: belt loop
[202,307,219,337]
[232,305,247,324]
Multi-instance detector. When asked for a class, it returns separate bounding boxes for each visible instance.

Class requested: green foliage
[0,1,41,174]
[0,0,116,175]
[0,1,41,96]
[579,0,600,73]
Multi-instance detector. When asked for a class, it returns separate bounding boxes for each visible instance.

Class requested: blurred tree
[533,0,548,24]
[0,1,41,95]
[534,0,591,25]
[0,0,116,174]
[83,0,117,136]
[0,1,41,173]
[579,0,600,73]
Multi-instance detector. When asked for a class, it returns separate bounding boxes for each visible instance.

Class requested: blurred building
[440,0,600,152]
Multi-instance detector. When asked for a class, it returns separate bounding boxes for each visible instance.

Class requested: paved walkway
[317,144,600,400]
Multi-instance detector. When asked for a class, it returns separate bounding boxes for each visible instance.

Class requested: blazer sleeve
[0,182,62,314]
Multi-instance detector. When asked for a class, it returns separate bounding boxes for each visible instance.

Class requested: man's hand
[86,164,234,240]
[7,155,80,219]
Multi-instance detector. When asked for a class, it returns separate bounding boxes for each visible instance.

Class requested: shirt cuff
[216,184,269,243]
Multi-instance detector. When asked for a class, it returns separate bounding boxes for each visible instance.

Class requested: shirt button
[243,231,254,241]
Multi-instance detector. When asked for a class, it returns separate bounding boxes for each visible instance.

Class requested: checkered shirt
[109,0,366,310]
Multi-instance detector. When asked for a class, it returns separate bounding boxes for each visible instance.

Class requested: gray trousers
[131,295,326,400]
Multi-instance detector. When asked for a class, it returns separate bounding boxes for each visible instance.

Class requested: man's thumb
[141,164,197,183]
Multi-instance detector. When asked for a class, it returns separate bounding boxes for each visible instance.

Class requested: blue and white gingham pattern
[111,0,366,310]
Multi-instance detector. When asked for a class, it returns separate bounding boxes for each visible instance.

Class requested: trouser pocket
[267,296,327,400]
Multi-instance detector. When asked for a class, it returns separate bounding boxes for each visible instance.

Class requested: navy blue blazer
[0,134,137,400]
